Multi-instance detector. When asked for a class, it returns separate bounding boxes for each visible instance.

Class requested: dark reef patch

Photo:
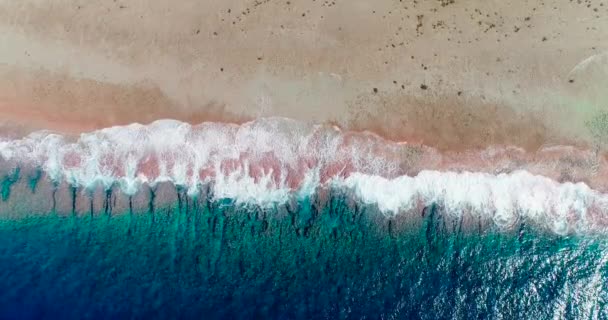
[0,167,19,201]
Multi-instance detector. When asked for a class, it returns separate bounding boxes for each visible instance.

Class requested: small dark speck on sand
[373,88,378,94]
[420,84,428,90]
[569,79,574,83]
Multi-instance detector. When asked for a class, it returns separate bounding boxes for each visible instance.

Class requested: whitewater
[0,117,607,235]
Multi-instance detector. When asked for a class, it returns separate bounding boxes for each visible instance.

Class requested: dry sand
[1,0,607,150]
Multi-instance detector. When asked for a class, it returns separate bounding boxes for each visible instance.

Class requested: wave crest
[1,117,608,234]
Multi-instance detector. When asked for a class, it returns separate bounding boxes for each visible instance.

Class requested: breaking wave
[1,117,608,235]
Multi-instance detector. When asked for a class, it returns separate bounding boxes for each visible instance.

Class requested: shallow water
[1,119,607,319]
[0,191,606,319]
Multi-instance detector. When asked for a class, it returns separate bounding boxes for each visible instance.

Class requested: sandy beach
[0,0,607,150]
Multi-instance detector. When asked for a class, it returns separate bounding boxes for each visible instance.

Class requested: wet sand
[1,0,608,150]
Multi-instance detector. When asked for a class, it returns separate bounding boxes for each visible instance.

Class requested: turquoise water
[0,189,607,319]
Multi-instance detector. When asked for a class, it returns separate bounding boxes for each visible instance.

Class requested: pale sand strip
[0,0,607,150]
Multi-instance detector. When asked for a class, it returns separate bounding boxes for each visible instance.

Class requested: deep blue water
[0,192,606,319]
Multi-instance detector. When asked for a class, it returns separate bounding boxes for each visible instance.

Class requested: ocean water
[0,190,606,319]
[1,118,607,319]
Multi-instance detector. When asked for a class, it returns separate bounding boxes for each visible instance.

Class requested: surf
[0,117,607,235]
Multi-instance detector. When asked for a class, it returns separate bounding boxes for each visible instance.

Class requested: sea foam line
[0,118,607,234]
[341,170,606,234]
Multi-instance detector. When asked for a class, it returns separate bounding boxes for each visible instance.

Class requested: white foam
[341,170,608,234]
[1,118,608,234]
